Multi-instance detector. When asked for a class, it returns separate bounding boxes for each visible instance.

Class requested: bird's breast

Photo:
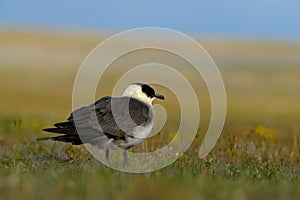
[131,123,153,139]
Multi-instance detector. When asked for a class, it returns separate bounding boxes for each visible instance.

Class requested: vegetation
[0,30,300,199]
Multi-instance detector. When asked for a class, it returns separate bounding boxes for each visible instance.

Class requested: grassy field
[1,29,300,199]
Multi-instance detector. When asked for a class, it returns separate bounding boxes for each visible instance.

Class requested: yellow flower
[254,125,277,139]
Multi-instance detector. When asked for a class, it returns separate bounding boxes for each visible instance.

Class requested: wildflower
[254,125,277,139]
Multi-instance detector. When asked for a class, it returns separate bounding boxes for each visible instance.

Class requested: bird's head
[122,83,165,105]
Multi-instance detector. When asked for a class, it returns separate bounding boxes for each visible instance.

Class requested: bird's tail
[39,121,109,146]
[38,122,83,145]
[37,134,83,145]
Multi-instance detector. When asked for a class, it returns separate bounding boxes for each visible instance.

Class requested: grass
[1,118,300,200]
[0,29,300,199]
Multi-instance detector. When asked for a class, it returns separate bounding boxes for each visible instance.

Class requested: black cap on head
[141,84,155,98]
[140,83,165,100]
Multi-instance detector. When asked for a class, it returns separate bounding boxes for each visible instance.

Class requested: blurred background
[1,0,299,131]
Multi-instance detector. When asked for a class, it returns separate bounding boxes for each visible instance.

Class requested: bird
[38,83,165,166]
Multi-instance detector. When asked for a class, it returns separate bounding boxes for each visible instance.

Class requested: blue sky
[0,0,299,40]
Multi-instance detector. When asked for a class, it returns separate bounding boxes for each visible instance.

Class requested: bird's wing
[67,96,153,138]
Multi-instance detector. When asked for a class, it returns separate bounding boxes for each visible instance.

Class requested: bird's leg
[105,148,110,162]
[123,150,129,168]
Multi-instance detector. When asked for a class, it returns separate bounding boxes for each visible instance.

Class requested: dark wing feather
[91,96,153,137]
[41,96,152,144]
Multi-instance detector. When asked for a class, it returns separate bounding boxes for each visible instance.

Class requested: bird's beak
[154,93,165,100]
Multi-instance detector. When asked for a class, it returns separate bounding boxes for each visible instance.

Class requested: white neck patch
[122,84,153,105]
